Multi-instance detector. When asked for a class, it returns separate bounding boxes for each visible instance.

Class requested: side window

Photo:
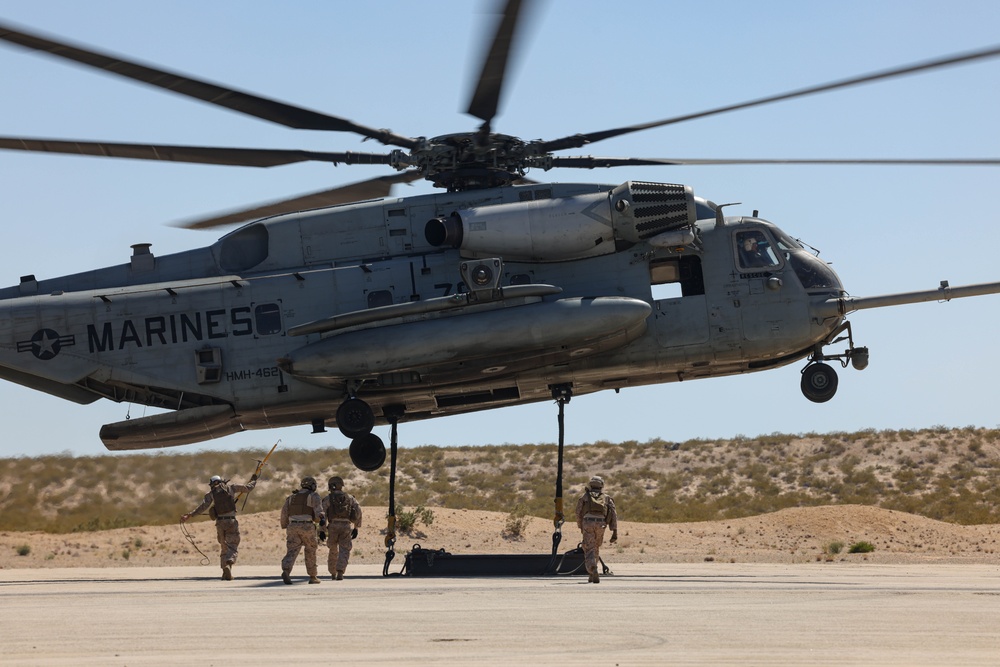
[367,290,393,308]
[735,230,780,270]
[650,256,704,299]
[254,304,282,335]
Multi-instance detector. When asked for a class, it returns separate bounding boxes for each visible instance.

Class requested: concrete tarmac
[2,562,999,666]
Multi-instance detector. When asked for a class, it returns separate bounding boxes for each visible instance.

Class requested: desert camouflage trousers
[282,522,318,575]
[581,518,607,575]
[215,517,241,568]
[326,520,354,574]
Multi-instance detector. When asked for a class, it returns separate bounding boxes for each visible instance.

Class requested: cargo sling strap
[545,384,572,574]
[382,405,405,576]
[178,518,211,565]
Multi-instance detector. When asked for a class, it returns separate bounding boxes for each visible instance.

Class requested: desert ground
[5,504,1000,665]
[3,504,999,571]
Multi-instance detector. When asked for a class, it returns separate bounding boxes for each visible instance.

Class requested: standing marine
[320,476,363,581]
[280,476,326,584]
[575,475,618,583]
[181,474,256,581]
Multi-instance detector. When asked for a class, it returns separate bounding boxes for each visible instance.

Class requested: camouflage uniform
[575,475,618,583]
[280,479,326,584]
[321,477,363,580]
[183,477,255,580]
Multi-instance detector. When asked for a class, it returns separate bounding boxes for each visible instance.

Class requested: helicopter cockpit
[748,222,844,293]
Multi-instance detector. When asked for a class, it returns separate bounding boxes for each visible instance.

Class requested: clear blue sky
[1,0,999,458]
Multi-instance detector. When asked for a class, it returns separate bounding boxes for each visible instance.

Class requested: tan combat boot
[308,574,321,584]
[335,570,345,581]
[281,570,292,585]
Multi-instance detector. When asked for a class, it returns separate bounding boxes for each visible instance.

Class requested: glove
[319,517,327,528]
[318,530,327,543]
[180,514,189,523]
[610,531,618,544]
[351,528,358,540]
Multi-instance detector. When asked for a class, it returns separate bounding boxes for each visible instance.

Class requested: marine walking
[280,476,326,584]
[181,474,256,581]
[575,475,618,583]
[321,476,363,581]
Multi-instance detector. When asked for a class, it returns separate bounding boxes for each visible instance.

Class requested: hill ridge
[2,426,999,533]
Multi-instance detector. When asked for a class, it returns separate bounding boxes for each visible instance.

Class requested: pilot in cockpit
[740,234,768,268]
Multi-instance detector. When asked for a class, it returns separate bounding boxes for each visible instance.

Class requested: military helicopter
[1,0,1000,472]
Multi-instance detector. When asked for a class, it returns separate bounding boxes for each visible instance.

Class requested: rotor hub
[401,132,532,191]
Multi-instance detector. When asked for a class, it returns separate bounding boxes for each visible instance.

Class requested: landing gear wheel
[337,398,375,438]
[801,362,839,403]
[349,433,387,471]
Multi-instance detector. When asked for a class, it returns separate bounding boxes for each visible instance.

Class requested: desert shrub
[16,544,31,556]
[848,541,875,553]
[395,505,434,534]
[825,540,844,555]
[503,504,530,538]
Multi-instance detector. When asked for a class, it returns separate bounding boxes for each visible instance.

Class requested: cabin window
[254,303,282,335]
[367,290,393,308]
[650,256,704,299]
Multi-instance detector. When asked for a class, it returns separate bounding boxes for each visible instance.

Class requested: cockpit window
[735,230,780,269]
[772,229,802,251]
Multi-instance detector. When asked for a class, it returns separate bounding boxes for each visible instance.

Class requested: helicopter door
[649,256,709,346]
[731,228,802,342]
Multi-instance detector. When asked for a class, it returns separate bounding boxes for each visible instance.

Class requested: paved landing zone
[2,562,999,665]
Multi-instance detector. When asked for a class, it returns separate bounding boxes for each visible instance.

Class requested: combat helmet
[588,475,604,489]
[209,475,223,486]
[300,476,317,491]
[328,476,345,491]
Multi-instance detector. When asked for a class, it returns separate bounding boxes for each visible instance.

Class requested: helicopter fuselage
[0,181,853,450]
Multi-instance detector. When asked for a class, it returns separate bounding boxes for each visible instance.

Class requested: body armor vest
[288,490,313,518]
[328,492,352,520]
[211,485,237,517]
[583,491,608,517]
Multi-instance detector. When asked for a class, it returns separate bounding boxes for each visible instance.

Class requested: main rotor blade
[538,44,1000,153]
[466,0,528,129]
[0,136,394,167]
[0,21,419,149]
[550,156,1000,168]
[178,171,424,230]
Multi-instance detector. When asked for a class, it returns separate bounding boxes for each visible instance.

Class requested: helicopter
[1,0,1000,468]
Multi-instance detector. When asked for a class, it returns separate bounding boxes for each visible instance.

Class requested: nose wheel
[800,362,838,403]
[800,319,869,403]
